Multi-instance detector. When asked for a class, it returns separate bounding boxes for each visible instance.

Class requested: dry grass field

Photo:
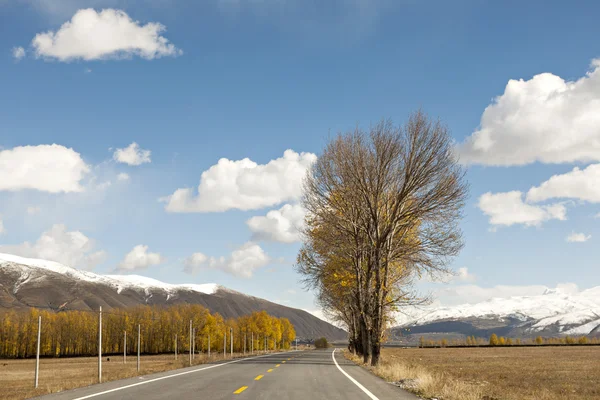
[346,346,600,400]
[0,351,273,400]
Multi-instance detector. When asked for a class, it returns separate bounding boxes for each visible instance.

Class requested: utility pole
[34,315,41,388]
[230,327,233,357]
[124,331,127,364]
[137,324,140,372]
[251,332,253,354]
[98,306,102,383]
[208,334,210,358]
[189,320,193,366]
[295,337,298,351]
[175,335,178,360]
[223,332,226,358]
[243,333,246,355]
[192,328,196,360]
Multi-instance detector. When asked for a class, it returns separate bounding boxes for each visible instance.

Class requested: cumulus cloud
[183,242,270,278]
[456,267,476,283]
[457,59,600,166]
[0,144,89,193]
[566,232,591,243]
[117,173,130,181]
[113,142,151,166]
[526,164,600,204]
[163,150,317,213]
[12,46,25,60]
[247,203,305,243]
[478,191,567,227]
[0,224,106,270]
[118,245,164,271]
[31,8,182,61]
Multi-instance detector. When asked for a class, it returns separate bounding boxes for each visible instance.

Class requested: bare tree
[297,110,468,365]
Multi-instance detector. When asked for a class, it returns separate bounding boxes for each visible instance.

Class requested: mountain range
[391,287,600,342]
[0,253,346,341]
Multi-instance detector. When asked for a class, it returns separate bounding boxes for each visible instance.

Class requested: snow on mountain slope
[0,253,219,296]
[396,286,600,335]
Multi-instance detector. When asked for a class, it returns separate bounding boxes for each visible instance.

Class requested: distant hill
[391,287,600,343]
[0,253,346,341]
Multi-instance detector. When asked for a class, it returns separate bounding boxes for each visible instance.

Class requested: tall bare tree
[297,110,468,365]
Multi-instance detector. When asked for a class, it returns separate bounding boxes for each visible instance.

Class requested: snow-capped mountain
[393,287,600,338]
[0,253,346,340]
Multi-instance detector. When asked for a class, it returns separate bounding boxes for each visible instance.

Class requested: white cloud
[478,191,567,227]
[566,232,591,243]
[458,59,600,166]
[595,212,600,219]
[113,142,151,166]
[0,144,89,193]
[456,267,476,283]
[12,46,25,60]
[526,164,600,204]
[117,173,130,181]
[0,217,5,235]
[183,242,270,278]
[118,244,164,271]
[0,224,106,270]
[163,150,317,213]
[31,8,182,61]
[27,206,41,215]
[286,289,297,295]
[247,203,305,243]
[428,266,476,283]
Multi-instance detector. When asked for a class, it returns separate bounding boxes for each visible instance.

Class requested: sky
[1,0,600,320]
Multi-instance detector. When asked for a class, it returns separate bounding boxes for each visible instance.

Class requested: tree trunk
[359,315,371,364]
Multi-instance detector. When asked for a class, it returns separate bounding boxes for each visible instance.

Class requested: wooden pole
[98,307,102,383]
[34,316,41,388]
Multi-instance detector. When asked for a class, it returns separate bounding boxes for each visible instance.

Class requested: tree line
[296,111,468,366]
[417,334,600,348]
[0,304,295,358]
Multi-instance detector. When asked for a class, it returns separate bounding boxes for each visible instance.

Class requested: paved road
[34,349,418,400]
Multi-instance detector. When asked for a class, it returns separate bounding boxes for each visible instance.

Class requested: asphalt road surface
[34,349,418,400]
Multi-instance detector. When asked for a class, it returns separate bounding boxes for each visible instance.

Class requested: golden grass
[345,346,600,400]
[0,351,274,400]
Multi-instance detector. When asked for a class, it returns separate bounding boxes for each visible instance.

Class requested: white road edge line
[71,351,295,400]
[331,348,379,400]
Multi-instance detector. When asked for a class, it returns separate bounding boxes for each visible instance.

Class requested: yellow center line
[255,375,264,381]
[267,369,274,372]
[282,361,286,363]
[234,386,248,394]
[275,364,280,367]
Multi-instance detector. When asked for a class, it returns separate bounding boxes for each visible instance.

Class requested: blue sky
[1,0,599,316]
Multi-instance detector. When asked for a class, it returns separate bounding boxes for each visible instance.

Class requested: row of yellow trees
[417,335,600,348]
[0,305,296,358]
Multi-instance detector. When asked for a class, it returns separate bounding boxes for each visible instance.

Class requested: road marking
[331,349,379,400]
[69,351,294,400]
[275,364,280,367]
[234,386,248,394]
[267,369,273,372]
[255,375,264,381]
